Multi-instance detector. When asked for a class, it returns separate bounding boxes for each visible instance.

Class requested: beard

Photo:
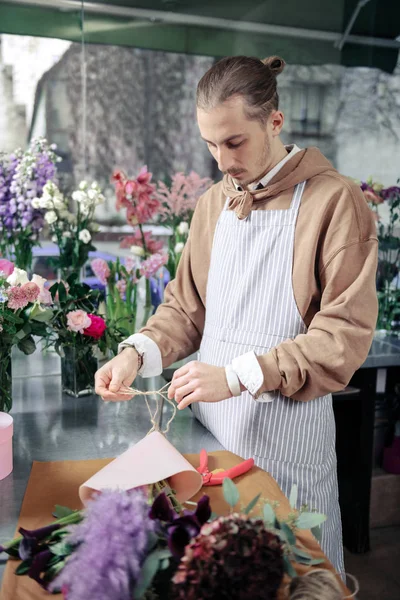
[231,136,272,188]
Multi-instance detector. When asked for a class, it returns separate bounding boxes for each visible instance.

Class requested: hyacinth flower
[0,138,61,270]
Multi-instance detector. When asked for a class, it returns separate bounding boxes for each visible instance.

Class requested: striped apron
[192,181,344,573]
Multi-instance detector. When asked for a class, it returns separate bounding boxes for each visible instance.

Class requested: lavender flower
[51,489,156,600]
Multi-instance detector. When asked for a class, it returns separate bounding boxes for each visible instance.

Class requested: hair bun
[262,56,286,76]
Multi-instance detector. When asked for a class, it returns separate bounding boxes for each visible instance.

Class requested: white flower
[7,268,29,286]
[39,196,54,210]
[177,221,189,235]
[79,229,91,244]
[130,245,145,257]
[80,203,90,216]
[45,211,57,225]
[79,180,88,190]
[88,189,97,201]
[51,234,58,242]
[62,231,72,238]
[72,190,87,203]
[174,242,185,254]
[52,196,65,210]
[31,197,41,209]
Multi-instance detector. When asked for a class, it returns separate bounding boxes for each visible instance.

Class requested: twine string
[119,382,176,435]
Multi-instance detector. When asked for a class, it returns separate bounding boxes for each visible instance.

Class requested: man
[96,55,378,573]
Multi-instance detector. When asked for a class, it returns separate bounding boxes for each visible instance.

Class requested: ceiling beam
[3,0,400,50]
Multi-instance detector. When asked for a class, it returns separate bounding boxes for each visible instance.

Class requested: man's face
[197,95,282,187]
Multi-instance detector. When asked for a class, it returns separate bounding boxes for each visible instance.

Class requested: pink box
[0,413,13,481]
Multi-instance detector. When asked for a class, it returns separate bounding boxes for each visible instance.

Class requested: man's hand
[167,361,233,410]
[95,347,138,401]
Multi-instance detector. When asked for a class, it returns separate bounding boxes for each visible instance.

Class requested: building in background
[1,34,399,223]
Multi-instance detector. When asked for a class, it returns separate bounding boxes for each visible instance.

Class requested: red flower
[83,315,107,339]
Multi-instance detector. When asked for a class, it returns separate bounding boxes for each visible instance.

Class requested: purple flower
[381,186,400,202]
[51,489,155,600]
[149,493,211,558]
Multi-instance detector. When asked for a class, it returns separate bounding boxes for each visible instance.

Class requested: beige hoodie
[141,148,379,401]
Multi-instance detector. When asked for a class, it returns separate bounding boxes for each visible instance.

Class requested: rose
[83,315,107,339]
[66,310,92,333]
[7,267,29,286]
[0,259,15,278]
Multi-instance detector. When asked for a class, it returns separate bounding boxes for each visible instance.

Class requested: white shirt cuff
[118,333,163,378]
[231,351,274,403]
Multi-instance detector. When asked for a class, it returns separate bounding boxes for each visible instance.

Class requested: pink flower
[115,279,127,298]
[112,166,161,224]
[21,282,40,303]
[91,258,111,285]
[31,274,53,305]
[120,230,163,254]
[363,189,383,205]
[124,256,136,274]
[156,171,213,220]
[139,253,168,279]
[67,310,92,333]
[0,259,15,278]
[6,286,31,310]
[83,315,107,339]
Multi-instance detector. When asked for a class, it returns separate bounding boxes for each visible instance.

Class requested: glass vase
[0,348,12,413]
[61,345,97,397]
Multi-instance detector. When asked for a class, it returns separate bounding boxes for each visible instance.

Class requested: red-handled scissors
[196,448,254,486]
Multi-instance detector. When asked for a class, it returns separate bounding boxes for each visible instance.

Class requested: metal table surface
[0,348,223,581]
[1,334,399,579]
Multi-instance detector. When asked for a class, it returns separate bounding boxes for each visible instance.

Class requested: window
[290,84,325,136]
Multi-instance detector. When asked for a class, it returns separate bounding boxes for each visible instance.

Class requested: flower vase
[61,345,97,397]
[0,349,12,413]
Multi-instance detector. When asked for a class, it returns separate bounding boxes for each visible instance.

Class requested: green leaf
[15,323,32,340]
[50,541,73,557]
[15,560,31,576]
[311,525,322,543]
[308,558,325,566]
[222,478,240,508]
[292,546,313,563]
[134,548,170,598]
[283,556,297,578]
[49,282,59,300]
[263,502,276,525]
[17,335,36,355]
[289,484,298,509]
[160,558,170,570]
[243,493,261,516]
[53,505,76,519]
[296,512,327,530]
[58,282,67,304]
[281,523,296,546]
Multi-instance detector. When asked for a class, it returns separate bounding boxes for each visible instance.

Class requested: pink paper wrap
[79,431,203,504]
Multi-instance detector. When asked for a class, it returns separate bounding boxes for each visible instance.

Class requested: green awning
[0,0,399,72]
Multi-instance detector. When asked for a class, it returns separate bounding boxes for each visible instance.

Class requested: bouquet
[155,172,213,279]
[47,274,106,396]
[0,138,61,270]
[91,256,139,355]
[360,178,400,332]
[112,167,168,325]
[37,180,104,280]
[0,259,53,411]
[0,477,341,600]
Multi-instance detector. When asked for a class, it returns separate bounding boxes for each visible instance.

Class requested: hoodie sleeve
[255,181,379,402]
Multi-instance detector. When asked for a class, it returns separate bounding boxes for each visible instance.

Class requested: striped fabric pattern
[192,181,344,573]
